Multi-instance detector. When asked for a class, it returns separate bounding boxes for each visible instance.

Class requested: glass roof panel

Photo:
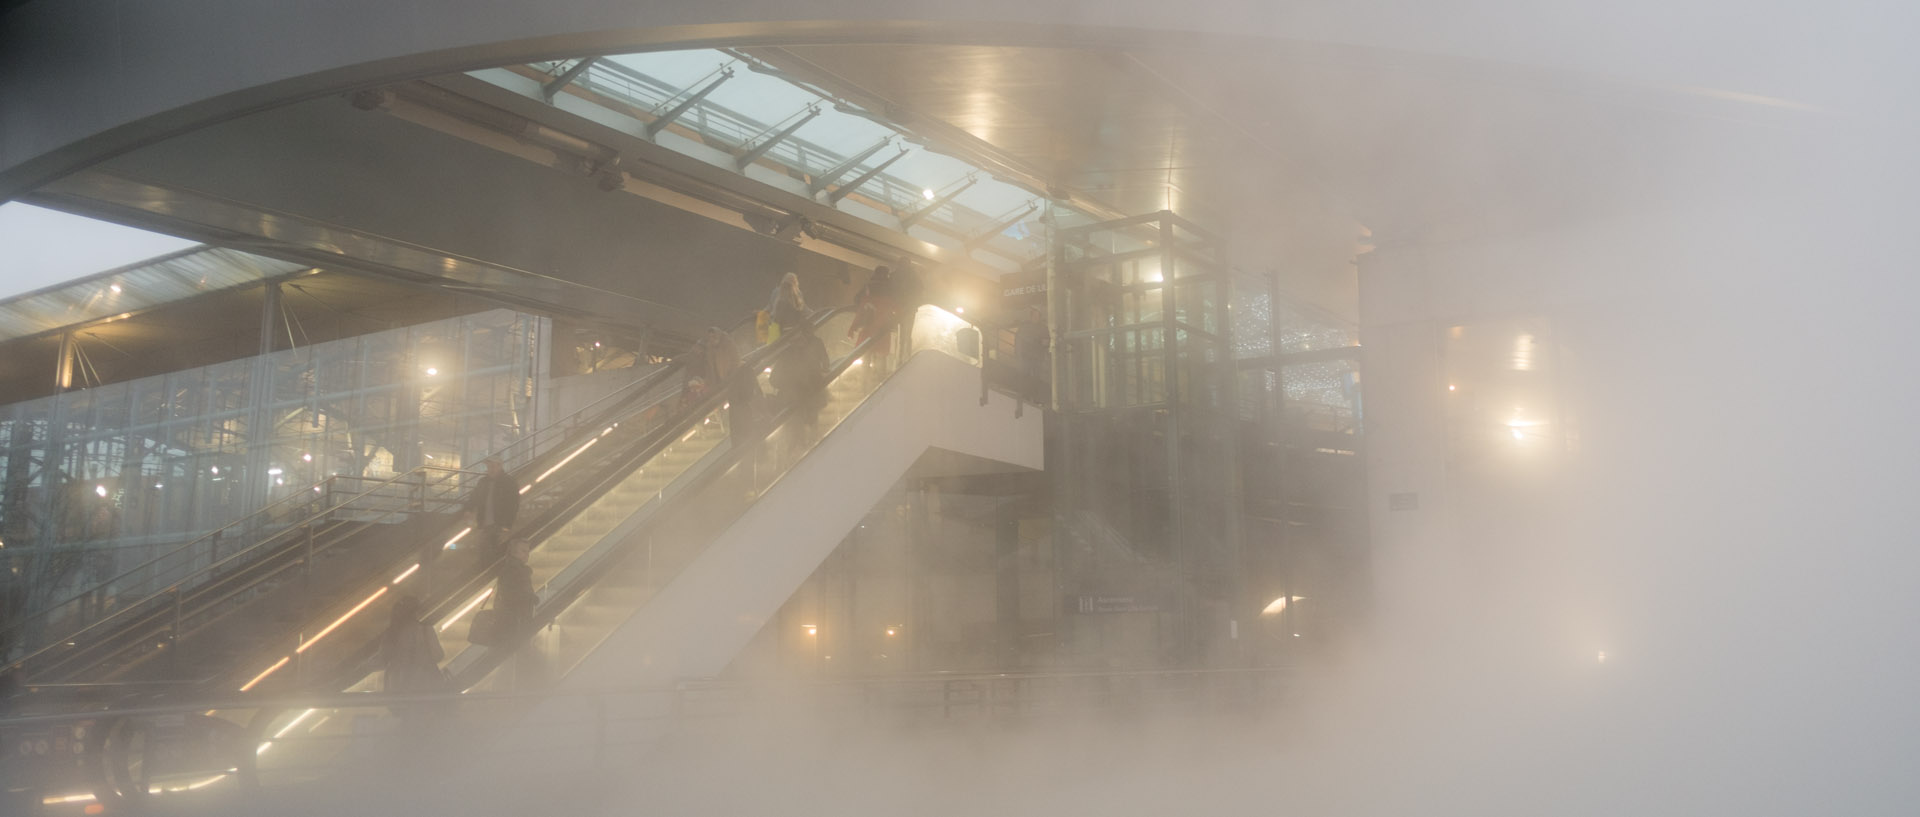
[0,246,309,343]
[0,203,198,302]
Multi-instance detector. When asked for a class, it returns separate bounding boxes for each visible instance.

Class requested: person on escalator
[382,594,451,740]
[768,272,809,340]
[704,326,762,440]
[847,265,902,368]
[464,458,519,560]
[771,317,832,432]
[495,539,536,641]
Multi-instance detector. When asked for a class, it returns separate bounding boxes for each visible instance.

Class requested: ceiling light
[109,284,122,293]
[922,189,935,200]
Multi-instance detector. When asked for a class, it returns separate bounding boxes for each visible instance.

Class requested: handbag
[468,597,504,647]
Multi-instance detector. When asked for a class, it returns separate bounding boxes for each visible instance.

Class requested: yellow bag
[755,309,774,345]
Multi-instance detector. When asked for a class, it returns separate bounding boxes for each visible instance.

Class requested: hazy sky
[0,202,196,301]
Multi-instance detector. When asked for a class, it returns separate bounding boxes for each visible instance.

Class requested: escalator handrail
[448,317,889,690]
[402,308,847,638]
[0,466,489,676]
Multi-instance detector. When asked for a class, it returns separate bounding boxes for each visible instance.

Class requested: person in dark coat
[704,326,762,440]
[382,594,451,742]
[464,458,519,560]
[493,538,536,642]
[847,266,903,367]
[771,318,832,431]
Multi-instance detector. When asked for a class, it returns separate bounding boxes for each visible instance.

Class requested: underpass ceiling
[745,41,1814,312]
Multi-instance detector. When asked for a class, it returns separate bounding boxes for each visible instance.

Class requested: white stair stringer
[558,350,1040,691]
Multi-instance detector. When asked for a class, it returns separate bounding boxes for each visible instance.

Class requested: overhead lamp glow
[954,306,965,314]
[94,485,107,498]
[302,453,313,462]
[803,624,817,636]
[424,367,438,376]
[109,284,122,293]
[922,189,935,200]
[1261,595,1305,616]
[267,468,283,475]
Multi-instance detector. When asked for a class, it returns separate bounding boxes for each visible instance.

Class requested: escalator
[223,307,1038,784]
[17,307,1036,810]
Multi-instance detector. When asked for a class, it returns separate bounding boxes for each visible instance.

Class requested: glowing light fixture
[803,624,817,636]
[922,189,935,200]
[535,438,598,484]
[440,588,494,632]
[109,284,122,293]
[1448,384,1457,392]
[425,367,439,376]
[443,527,472,550]
[94,485,107,497]
[239,655,291,692]
[393,563,421,583]
[302,453,313,462]
[296,586,388,652]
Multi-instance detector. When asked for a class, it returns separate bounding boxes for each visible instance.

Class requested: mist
[13,1,1920,815]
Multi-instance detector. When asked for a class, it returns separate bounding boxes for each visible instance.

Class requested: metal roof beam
[808,136,894,195]
[824,147,910,205]
[963,202,1038,251]
[541,57,599,101]
[899,176,978,230]
[736,106,821,170]
[645,66,734,139]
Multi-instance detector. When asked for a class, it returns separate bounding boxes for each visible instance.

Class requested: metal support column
[54,329,76,391]
[240,282,284,522]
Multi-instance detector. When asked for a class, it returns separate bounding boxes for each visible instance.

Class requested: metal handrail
[405,309,849,662]
[0,466,460,650]
[443,312,882,690]
[2,466,482,675]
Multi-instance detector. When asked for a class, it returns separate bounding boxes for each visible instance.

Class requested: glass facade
[0,309,543,586]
